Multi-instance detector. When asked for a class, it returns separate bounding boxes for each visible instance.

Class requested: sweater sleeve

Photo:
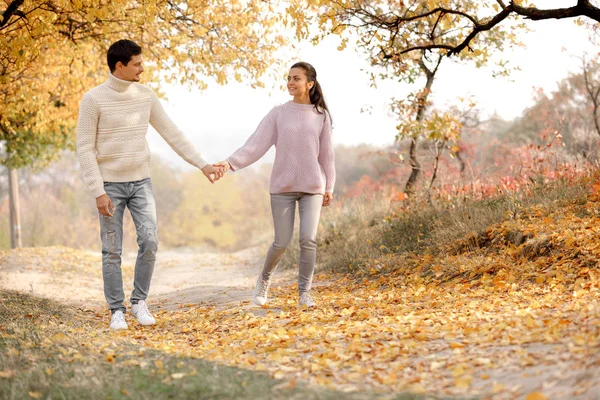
[76,93,105,199]
[149,91,208,170]
[226,107,277,171]
[319,111,336,193]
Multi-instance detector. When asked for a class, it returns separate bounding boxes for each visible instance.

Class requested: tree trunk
[404,55,441,195]
[405,138,420,195]
[8,168,22,249]
[428,140,446,202]
[453,148,466,176]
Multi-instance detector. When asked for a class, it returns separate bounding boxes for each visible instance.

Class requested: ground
[0,215,598,400]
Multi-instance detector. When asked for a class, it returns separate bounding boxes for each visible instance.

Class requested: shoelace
[137,303,151,317]
[257,280,268,297]
[300,293,313,304]
[113,312,125,323]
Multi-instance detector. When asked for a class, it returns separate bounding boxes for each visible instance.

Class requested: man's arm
[76,94,116,215]
[76,94,115,216]
[77,94,105,198]
[148,91,221,182]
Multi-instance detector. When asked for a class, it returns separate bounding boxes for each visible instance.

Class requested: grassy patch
[0,290,427,400]
[310,179,590,273]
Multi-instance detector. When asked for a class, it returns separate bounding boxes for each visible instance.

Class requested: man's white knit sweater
[77,73,207,198]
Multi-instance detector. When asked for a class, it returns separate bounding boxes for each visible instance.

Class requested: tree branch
[448,6,513,55]
[396,1,600,58]
[1,0,25,28]
[511,2,583,21]
[400,44,455,55]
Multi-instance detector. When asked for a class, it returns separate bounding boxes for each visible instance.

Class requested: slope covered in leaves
[1,197,598,399]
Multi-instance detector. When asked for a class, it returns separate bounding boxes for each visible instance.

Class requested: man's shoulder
[82,82,156,102]
[80,85,104,108]
[133,83,157,96]
[83,84,104,98]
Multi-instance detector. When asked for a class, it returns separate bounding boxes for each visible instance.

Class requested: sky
[146,7,600,170]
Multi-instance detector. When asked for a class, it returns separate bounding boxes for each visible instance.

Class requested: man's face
[116,54,144,82]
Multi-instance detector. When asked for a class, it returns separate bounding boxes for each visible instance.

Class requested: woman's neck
[292,94,311,105]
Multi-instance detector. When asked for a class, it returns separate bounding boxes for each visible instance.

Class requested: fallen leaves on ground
[127,198,599,398]
[2,198,599,399]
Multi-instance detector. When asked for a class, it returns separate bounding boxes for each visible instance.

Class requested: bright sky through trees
[146,8,598,168]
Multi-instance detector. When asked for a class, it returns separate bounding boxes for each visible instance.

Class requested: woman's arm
[220,107,278,172]
[318,111,336,194]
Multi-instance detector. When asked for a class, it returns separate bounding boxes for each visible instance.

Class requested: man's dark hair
[107,40,142,72]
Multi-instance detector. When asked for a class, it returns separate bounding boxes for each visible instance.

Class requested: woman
[215,62,335,308]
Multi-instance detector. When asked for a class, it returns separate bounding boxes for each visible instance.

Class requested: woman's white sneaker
[253,276,271,306]
[109,310,128,330]
[131,300,156,325]
[299,292,317,308]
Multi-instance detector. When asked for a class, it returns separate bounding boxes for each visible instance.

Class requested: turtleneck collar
[106,73,135,93]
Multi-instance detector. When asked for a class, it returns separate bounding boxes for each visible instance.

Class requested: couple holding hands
[77,39,336,330]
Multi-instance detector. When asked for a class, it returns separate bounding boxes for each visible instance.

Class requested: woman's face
[287,67,313,97]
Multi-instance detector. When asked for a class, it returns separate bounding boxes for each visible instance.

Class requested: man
[77,39,222,330]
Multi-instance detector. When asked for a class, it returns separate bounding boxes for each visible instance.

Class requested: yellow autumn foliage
[1,1,288,167]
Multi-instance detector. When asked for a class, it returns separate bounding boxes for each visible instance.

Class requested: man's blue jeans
[99,178,158,313]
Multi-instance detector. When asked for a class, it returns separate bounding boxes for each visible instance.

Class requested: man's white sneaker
[131,300,156,325]
[253,276,271,306]
[109,310,128,330]
[299,292,317,308]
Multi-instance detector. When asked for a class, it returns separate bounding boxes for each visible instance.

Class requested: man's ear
[115,61,123,70]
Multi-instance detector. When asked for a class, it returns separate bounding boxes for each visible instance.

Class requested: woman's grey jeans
[99,178,158,313]
[261,192,323,293]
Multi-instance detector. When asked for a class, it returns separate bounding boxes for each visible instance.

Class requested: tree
[505,57,600,161]
[298,0,522,195]
[582,56,600,139]
[319,0,600,58]
[1,0,289,247]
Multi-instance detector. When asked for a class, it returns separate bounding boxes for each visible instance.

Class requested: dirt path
[0,246,297,312]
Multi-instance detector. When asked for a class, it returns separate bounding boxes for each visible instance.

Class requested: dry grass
[305,179,591,274]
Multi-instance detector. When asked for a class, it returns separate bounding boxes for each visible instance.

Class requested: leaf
[492,383,506,393]
[454,376,472,389]
[0,370,16,378]
[525,393,548,400]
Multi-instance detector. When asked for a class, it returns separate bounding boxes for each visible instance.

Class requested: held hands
[96,194,115,217]
[213,160,231,173]
[201,164,226,184]
[323,192,333,207]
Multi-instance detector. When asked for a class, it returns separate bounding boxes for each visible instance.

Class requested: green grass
[0,290,431,400]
